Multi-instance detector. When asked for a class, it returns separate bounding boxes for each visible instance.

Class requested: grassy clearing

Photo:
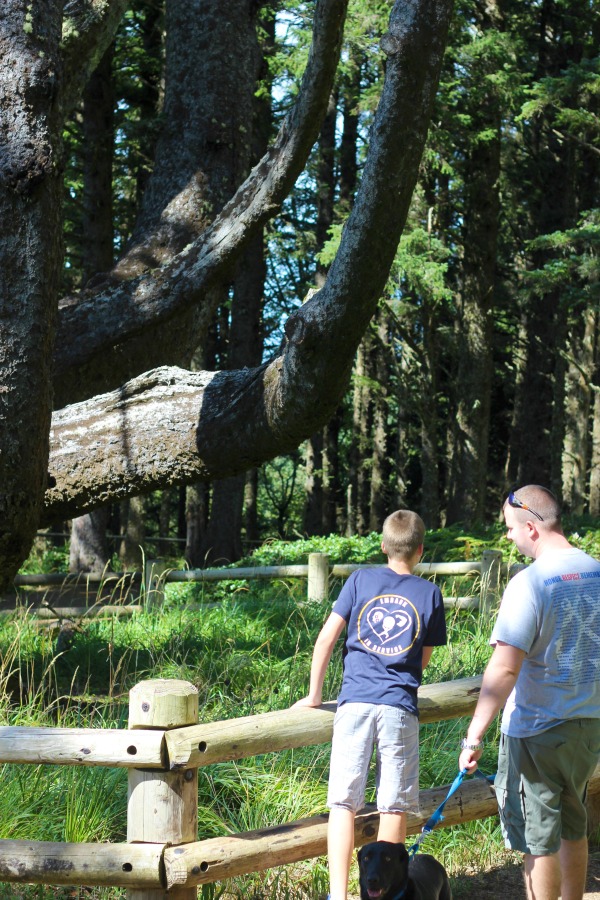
[2,524,599,898]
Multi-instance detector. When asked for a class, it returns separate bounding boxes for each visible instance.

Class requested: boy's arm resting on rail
[291,612,346,708]
[422,646,434,669]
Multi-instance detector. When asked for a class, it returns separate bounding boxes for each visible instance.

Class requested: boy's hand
[291,695,321,708]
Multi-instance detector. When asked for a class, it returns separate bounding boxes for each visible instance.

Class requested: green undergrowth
[2,523,600,898]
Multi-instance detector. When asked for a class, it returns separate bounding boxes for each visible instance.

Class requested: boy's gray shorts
[327,702,419,814]
[495,718,600,855]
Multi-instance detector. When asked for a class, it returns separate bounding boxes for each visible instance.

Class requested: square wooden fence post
[127,679,199,900]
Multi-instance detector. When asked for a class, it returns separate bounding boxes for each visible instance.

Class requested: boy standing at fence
[292,510,447,900]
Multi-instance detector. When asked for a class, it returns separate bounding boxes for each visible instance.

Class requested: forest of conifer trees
[1,0,598,574]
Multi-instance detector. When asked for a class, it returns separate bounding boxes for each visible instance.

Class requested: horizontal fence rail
[7,551,528,620]
[0,677,482,770]
[0,726,164,767]
[164,676,483,770]
[0,840,164,889]
[1,675,599,894]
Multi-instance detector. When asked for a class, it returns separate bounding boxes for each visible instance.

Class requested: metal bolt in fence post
[307,553,329,603]
[127,679,199,900]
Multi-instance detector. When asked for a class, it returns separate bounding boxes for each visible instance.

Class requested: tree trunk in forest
[331,57,360,536]
[201,476,245,564]
[70,44,115,574]
[369,310,391,531]
[303,90,338,536]
[159,490,174,557]
[509,253,569,494]
[197,3,270,563]
[0,2,63,584]
[131,0,163,207]
[590,373,600,517]
[200,238,266,563]
[418,295,442,529]
[445,8,501,525]
[119,496,146,570]
[353,337,375,535]
[244,469,259,548]
[339,53,360,216]
[323,410,343,534]
[303,431,324,536]
[185,483,209,568]
[203,235,266,563]
[69,508,111,574]
[562,307,596,514]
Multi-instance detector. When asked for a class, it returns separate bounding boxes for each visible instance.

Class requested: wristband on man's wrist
[460,738,484,751]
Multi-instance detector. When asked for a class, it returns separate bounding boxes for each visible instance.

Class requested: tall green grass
[3,535,592,897]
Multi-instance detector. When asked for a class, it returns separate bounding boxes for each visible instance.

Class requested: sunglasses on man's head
[507,491,544,521]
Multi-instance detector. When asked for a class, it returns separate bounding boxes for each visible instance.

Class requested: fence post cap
[481,549,502,559]
[129,679,198,729]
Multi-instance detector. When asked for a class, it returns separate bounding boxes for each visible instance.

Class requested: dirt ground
[449,848,600,898]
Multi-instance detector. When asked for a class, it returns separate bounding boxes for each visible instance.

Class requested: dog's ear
[393,843,410,864]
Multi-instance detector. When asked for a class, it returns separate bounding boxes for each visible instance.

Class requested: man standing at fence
[459,485,600,900]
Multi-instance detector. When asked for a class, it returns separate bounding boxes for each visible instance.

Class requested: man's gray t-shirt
[491,548,600,737]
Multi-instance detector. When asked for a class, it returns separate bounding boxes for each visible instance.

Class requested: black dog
[358,840,452,900]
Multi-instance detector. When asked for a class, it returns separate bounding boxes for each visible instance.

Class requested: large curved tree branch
[45,0,454,523]
[61,0,129,115]
[53,0,349,408]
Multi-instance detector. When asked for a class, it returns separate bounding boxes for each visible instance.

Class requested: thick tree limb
[45,0,454,522]
[61,0,129,115]
[53,0,349,408]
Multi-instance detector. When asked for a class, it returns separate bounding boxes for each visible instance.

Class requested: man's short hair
[382,510,425,560]
[505,485,561,528]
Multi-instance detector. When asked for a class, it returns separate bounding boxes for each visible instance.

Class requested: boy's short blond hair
[382,510,425,561]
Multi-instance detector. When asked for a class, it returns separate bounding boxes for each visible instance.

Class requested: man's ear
[381,540,387,555]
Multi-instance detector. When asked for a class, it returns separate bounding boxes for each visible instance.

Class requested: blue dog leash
[407,767,496,859]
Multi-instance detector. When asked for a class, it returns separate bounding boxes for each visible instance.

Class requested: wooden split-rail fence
[2,676,600,897]
[8,549,514,622]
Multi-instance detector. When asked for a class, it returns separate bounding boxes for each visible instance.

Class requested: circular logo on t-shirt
[357,594,420,656]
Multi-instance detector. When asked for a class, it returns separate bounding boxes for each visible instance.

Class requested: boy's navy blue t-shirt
[332,566,447,716]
